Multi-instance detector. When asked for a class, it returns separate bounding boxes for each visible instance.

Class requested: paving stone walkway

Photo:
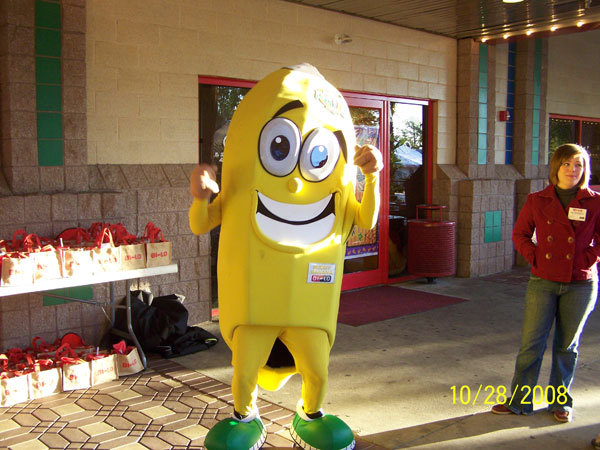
[0,357,381,449]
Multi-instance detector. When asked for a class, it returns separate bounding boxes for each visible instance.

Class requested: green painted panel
[38,139,63,166]
[479,103,487,119]
[484,211,493,225]
[533,79,541,96]
[478,133,487,149]
[532,150,539,166]
[532,108,540,126]
[478,149,487,165]
[493,226,502,242]
[36,57,61,84]
[36,28,61,57]
[479,87,487,103]
[479,44,488,73]
[37,112,62,138]
[484,226,493,243]
[36,0,61,29]
[70,285,93,299]
[479,74,487,89]
[43,285,93,306]
[494,210,502,226]
[535,44,542,66]
[37,84,62,111]
[478,117,487,134]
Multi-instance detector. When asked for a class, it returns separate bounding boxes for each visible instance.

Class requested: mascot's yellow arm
[189,195,222,235]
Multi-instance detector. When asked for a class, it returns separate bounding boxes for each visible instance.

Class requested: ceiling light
[577,20,585,27]
[503,33,510,39]
[503,0,524,3]
[526,29,534,35]
[481,37,488,43]
[551,25,558,31]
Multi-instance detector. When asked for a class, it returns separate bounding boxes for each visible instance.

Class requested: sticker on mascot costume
[190,63,380,450]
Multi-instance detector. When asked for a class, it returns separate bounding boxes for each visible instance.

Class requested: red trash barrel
[407,205,455,279]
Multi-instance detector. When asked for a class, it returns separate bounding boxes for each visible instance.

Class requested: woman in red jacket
[492,143,599,423]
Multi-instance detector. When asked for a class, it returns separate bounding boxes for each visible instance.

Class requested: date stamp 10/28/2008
[450,385,568,406]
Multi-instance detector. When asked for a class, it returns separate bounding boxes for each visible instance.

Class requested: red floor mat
[338,285,467,326]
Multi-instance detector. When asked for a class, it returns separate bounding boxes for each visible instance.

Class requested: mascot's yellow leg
[280,327,330,415]
[231,325,280,417]
[231,325,331,416]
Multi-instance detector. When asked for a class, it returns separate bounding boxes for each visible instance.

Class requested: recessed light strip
[479,18,599,43]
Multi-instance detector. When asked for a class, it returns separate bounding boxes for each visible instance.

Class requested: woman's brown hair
[548,143,590,189]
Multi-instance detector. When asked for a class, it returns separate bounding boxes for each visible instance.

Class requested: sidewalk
[174,267,600,449]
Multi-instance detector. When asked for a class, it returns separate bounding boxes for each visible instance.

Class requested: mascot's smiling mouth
[256,192,335,245]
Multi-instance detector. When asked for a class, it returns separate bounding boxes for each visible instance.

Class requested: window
[549,114,600,183]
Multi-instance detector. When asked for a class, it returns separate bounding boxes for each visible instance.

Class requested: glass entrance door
[341,95,429,290]
[388,101,426,278]
[342,97,388,290]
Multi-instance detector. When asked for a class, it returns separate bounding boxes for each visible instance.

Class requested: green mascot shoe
[204,411,266,450]
[290,401,355,450]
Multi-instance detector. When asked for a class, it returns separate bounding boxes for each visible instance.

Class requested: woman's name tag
[568,207,586,221]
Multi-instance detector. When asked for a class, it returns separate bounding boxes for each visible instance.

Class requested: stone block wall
[0,0,88,195]
[0,164,211,352]
[438,38,551,277]
[455,178,515,277]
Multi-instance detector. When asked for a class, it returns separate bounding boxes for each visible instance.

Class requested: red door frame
[340,94,389,290]
[341,91,433,290]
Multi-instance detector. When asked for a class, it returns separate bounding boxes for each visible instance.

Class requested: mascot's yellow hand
[190,164,220,199]
[354,144,383,175]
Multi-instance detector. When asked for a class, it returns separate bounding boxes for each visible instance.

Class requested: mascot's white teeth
[256,192,335,245]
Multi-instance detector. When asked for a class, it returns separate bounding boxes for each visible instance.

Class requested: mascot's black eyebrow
[273,100,304,118]
[272,99,348,162]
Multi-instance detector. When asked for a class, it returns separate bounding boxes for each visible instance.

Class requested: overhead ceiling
[282,0,600,41]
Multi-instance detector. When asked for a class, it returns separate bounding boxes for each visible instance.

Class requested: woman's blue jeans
[506,275,597,415]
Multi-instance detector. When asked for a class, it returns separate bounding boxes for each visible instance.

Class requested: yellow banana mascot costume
[189,64,382,450]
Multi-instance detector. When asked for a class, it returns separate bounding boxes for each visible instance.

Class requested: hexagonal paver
[178,424,209,440]
[79,421,116,437]
[139,405,175,420]
[110,390,142,402]
[51,403,85,417]
[31,408,59,423]
[58,426,89,444]
[10,413,41,428]
[74,398,102,412]
[39,431,70,449]
[110,441,147,450]
[161,379,183,389]
[9,437,49,449]
[103,415,135,432]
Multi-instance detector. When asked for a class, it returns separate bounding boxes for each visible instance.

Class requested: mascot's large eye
[259,118,301,177]
[299,128,340,181]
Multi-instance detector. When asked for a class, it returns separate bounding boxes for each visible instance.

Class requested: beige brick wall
[547,29,600,118]
[86,0,457,165]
